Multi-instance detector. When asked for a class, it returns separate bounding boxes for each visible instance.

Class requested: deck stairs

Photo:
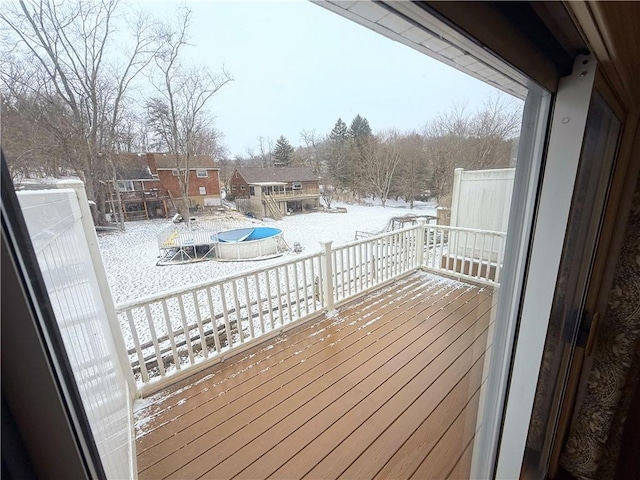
[263,195,283,220]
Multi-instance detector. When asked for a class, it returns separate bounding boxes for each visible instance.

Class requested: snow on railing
[117,222,503,394]
[423,224,507,284]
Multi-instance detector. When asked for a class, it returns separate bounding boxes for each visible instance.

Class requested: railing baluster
[463,232,470,276]
[359,243,365,291]
[191,291,208,358]
[489,234,496,281]
[376,239,380,282]
[231,280,244,343]
[479,233,487,279]
[204,287,221,354]
[177,295,195,364]
[301,260,310,315]
[385,236,391,280]
[275,267,285,327]
[340,249,345,300]
[405,230,410,271]
[144,303,165,377]
[440,226,446,270]
[453,230,460,274]
[264,271,275,330]
[336,250,340,303]
[364,242,370,288]
[125,310,148,383]
[218,283,233,348]
[253,273,265,335]
[469,232,482,278]
[495,233,506,283]
[311,255,322,308]
[144,304,166,376]
[293,262,301,319]
[346,247,352,297]
[284,264,293,323]
[161,300,180,369]
[243,276,255,339]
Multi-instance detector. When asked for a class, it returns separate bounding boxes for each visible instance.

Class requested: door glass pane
[523,92,622,477]
[4,1,562,478]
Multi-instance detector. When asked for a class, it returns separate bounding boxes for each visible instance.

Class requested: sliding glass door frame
[488,54,599,479]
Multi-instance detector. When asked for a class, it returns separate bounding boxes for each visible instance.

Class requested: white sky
[132,0,506,157]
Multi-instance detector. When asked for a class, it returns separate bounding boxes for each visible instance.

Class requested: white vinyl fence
[18,182,136,480]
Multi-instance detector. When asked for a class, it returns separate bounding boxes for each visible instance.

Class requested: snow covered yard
[98,200,436,305]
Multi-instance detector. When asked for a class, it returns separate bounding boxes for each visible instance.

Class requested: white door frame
[492,54,597,479]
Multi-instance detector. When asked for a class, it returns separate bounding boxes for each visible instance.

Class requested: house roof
[153,154,217,169]
[111,154,156,181]
[235,167,319,184]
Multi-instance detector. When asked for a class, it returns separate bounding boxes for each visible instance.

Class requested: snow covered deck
[134,272,495,479]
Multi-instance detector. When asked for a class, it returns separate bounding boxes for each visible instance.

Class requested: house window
[172,169,179,176]
[292,182,302,190]
[199,186,206,195]
[116,181,134,192]
[231,185,236,191]
[241,185,246,190]
[196,169,208,178]
[249,186,255,196]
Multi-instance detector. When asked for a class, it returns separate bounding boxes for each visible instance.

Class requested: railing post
[57,180,137,397]
[319,240,335,311]
[416,219,426,269]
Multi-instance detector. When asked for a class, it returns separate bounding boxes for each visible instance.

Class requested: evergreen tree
[273,135,294,167]
[330,118,349,142]
[348,115,374,196]
[349,114,372,138]
[327,118,350,188]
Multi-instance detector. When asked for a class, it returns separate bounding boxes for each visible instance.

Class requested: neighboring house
[106,153,169,221]
[107,153,222,220]
[229,167,321,219]
[151,154,221,209]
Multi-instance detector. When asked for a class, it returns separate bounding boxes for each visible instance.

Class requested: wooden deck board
[135,272,495,479]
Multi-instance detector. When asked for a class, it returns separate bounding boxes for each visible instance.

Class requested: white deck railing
[423,224,507,284]
[115,221,504,394]
[116,252,324,394]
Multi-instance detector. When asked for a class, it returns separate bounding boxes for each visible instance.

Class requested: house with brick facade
[229,166,321,219]
[107,153,221,220]
[151,154,221,208]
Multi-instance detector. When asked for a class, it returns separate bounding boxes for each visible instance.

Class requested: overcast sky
[134,0,509,157]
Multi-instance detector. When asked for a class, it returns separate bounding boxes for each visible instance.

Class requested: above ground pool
[157,225,288,265]
[216,227,282,243]
[216,227,286,260]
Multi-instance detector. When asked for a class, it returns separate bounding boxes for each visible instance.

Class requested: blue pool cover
[216,227,282,243]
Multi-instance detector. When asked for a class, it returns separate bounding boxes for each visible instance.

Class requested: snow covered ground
[98,199,437,305]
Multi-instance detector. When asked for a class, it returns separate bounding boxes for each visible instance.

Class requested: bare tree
[360,131,402,208]
[1,0,158,222]
[423,94,521,205]
[394,132,428,209]
[145,7,233,216]
[297,129,326,174]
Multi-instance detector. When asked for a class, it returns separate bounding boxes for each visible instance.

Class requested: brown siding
[229,170,250,198]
